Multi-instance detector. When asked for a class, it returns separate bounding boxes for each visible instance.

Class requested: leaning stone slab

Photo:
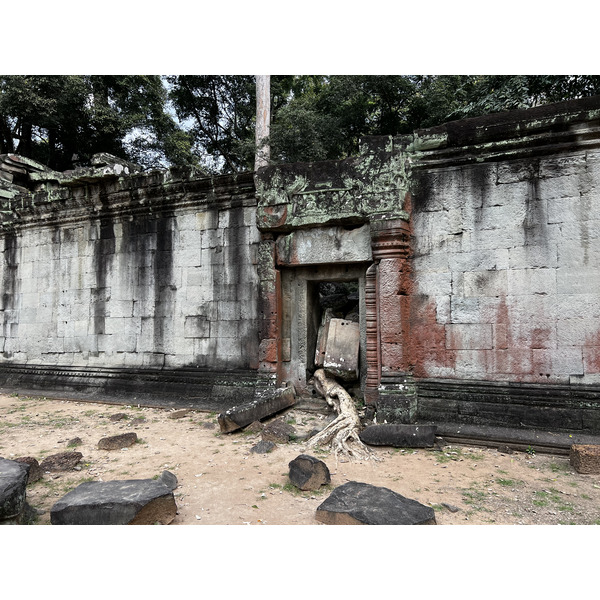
[98,432,138,450]
[323,318,360,381]
[359,424,437,448]
[218,386,296,433]
[570,444,600,474]
[289,455,331,491]
[50,471,178,525]
[315,481,436,525]
[40,452,83,472]
[0,458,30,523]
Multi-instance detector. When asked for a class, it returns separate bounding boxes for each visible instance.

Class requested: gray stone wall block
[507,268,556,296]
[184,316,210,339]
[445,323,493,350]
[462,270,507,298]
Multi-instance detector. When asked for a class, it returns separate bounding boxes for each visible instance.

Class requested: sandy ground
[2,391,600,526]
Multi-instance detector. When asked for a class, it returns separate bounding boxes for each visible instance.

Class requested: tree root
[307,369,374,461]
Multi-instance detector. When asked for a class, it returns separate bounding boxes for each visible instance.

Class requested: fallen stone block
[570,444,600,474]
[315,481,436,525]
[244,421,263,434]
[98,432,138,450]
[262,418,296,443]
[50,471,178,525]
[289,455,331,491]
[359,424,437,448]
[218,386,296,433]
[0,458,30,523]
[14,457,43,484]
[40,451,83,472]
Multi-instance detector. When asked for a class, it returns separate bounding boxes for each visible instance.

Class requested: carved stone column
[367,217,416,422]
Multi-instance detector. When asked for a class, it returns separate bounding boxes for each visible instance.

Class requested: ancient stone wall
[0,161,261,404]
[405,97,600,430]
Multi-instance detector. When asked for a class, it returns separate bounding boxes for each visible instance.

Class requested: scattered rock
[244,420,263,434]
[67,437,83,448]
[0,458,30,523]
[130,417,146,426]
[50,471,178,525]
[168,409,191,420]
[359,424,437,448]
[570,444,600,474]
[441,502,460,513]
[40,452,83,472]
[288,455,331,491]
[250,440,276,454]
[109,413,129,422]
[98,433,138,450]
[14,457,43,484]
[262,418,296,443]
[315,481,436,525]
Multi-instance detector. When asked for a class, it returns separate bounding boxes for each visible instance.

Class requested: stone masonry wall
[0,167,260,394]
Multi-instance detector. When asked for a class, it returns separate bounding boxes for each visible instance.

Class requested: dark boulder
[50,471,178,525]
[359,424,437,448]
[250,440,276,454]
[288,455,331,491]
[0,458,30,523]
[315,481,436,525]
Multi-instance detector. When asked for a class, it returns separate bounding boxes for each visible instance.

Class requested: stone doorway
[279,265,368,397]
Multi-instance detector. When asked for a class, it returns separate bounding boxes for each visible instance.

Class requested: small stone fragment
[244,421,263,434]
[250,440,276,454]
[67,437,83,448]
[40,452,83,472]
[441,502,460,513]
[168,409,191,420]
[497,445,513,454]
[262,418,296,443]
[98,433,138,451]
[288,455,331,491]
[109,413,129,422]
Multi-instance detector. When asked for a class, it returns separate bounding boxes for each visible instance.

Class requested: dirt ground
[2,391,600,526]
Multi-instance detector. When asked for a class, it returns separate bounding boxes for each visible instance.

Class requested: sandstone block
[316,481,436,525]
[359,424,437,448]
[50,471,178,525]
[97,433,138,450]
[261,418,296,443]
[288,455,331,491]
[323,318,360,381]
[14,457,43,483]
[570,444,600,474]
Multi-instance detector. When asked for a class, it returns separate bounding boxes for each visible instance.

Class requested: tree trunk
[255,75,270,171]
[307,369,373,461]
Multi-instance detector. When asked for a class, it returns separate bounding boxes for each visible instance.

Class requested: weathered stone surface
[0,458,29,522]
[50,471,178,525]
[288,454,331,491]
[323,318,360,381]
[250,440,276,454]
[14,457,43,484]
[67,437,83,448]
[218,386,296,433]
[570,444,600,474]
[315,481,436,525]
[40,452,83,472]
[359,424,437,448]
[262,417,296,443]
[97,432,138,450]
